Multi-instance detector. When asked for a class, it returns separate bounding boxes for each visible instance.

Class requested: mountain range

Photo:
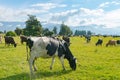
[0,21,120,35]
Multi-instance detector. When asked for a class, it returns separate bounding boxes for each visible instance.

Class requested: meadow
[0,36,120,80]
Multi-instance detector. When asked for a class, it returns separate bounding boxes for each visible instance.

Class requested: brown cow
[106,40,116,47]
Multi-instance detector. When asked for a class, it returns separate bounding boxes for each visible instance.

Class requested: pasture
[0,36,120,80]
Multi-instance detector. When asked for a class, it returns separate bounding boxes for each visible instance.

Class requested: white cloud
[99,1,120,8]
[16,24,21,27]
[0,6,48,22]
[0,2,120,30]
[77,9,120,28]
[49,8,104,26]
[0,23,3,26]
[31,3,67,10]
[99,2,110,8]
[48,8,120,29]
[95,9,120,28]
[49,9,79,22]
[8,25,12,27]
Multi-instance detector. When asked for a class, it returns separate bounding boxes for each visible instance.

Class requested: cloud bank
[0,1,120,29]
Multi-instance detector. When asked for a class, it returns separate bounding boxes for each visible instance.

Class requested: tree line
[2,15,93,36]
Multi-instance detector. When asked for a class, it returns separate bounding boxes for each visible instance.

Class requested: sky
[0,0,120,33]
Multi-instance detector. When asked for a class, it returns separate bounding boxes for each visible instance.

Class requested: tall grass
[0,36,120,80]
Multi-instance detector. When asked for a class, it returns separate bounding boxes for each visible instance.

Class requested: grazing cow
[62,36,70,46]
[26,37,76,78]
[20,35,27,44]
[96,39,103,46]
[106,40,116,47]
[4,36,17,47]
[84,35,91,43]
[116,40,120,45]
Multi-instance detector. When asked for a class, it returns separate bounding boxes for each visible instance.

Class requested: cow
[84,35,91,43]
[116,40,120,45]
[96,39,103,46]
[20,35,27,44]
[106,40,116,47]
[4,36,17,47]
[62,36,71,46]
[26,37,76,79]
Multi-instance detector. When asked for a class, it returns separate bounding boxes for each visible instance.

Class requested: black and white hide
[26,37,76,78]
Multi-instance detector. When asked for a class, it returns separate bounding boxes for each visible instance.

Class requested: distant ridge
[0,21,120,35]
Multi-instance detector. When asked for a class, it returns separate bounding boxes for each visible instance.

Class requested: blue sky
[0,0,120,32]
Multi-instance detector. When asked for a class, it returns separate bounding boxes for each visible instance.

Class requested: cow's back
[29,37,60,57]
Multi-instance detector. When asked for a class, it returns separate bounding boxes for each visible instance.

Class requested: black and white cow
[4,36,17,47]
[26,37,76,78]
[84,35,91,43]
[116,40,120,45]
[96,39,103,46]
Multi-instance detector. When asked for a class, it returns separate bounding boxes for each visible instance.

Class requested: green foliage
[23,15,42,36]
[74,30,93,36]
[14,27,23,36]
[59,23,72,36]
[74,30,86,36]
[43,28,54,36]
[5,31,16,36]
[0,31,3,34]
[53,26,57,34]
[87,31,92,35]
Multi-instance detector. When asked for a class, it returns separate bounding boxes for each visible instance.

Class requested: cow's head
[14,43,17,47]
[62,36,71,46]
[69,57,77,70]
[62,41,77,70]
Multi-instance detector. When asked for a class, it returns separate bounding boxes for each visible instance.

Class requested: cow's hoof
[34,68,37,72]
[50,67,52,70]
[63,68,66,71]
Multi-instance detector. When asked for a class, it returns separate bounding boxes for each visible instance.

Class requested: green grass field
[0,36,120,80]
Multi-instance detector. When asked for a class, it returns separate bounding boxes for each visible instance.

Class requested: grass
[0,36,120,80]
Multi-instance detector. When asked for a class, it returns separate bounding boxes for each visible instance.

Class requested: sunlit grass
[0,36,120,80]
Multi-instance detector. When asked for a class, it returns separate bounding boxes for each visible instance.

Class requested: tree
[23,15,42,36]
[59,23,72,36]
[87,31,92,35]
[14,27,23,36]
[6,31,16,36]
[53,26,57,34]
[74,30,93,36]
[43,28,54,36]
[0,31,3,34]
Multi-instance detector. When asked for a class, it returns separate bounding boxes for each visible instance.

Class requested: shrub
[5,31,16,37]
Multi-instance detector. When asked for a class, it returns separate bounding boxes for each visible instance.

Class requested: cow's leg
[29,55,35,79]
[59,56,65,70]
[50,56,55,70]
[33,57,37,71]
[27,53,29,61]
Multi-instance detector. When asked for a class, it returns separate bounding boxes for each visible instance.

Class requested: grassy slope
[0,36,120,80]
